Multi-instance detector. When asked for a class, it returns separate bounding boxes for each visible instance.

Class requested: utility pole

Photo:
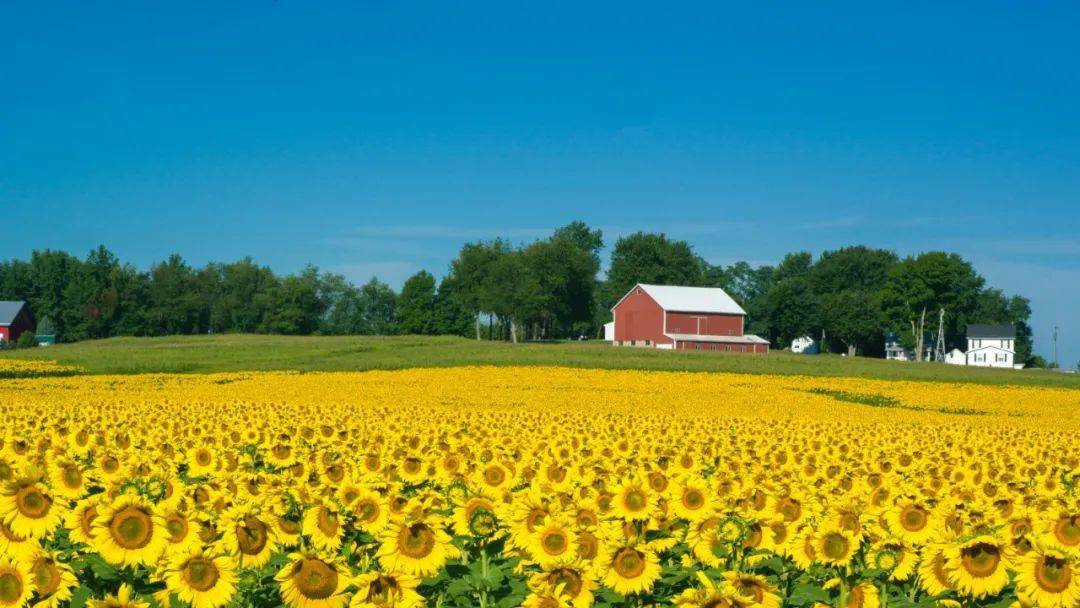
[1052,325,1058,368]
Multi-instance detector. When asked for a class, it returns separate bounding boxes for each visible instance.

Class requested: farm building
[0,301,36,345]
[610,284,769,354]
[965,324,1018,368]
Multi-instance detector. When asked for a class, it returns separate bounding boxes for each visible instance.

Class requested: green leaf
[786,583,830,606]
[69,587,93,608]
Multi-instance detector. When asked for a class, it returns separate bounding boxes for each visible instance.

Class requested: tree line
[0,222,1038,364]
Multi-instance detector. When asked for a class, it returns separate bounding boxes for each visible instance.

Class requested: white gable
[638,284,746,315]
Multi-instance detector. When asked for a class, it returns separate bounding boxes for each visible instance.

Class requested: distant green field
[2,334,1077,387]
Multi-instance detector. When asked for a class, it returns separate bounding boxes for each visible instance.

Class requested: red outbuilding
[0,301,36,345]
[609,284,769,355]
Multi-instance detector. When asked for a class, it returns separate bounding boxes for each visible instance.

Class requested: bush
[16,332,39,349]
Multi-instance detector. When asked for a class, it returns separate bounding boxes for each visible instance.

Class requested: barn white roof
[632,284,746,315]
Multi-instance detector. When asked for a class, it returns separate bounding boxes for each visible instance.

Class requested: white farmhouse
[791,336,818,354]
[965,324,1016,368]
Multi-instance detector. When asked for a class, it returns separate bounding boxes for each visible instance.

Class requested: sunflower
[164,548,238,608]
[944,535,1012,599]
[600,541,661,596]
[351,489,391,535]
[1041,512,1079,550]
[843,582,880,608]
[670,476,716,523]
[673,571,738,608]
[0,468,64,539]
[186,447,217,477]
[812,527,858,568]
[87,584,150,608]
[46,458,88,500]
[866,539,917,581]
[1014,545,1080,608]
[722,571,781,608]
[887,498,936,545]
[917,544,954,596]
[610,478,656,523]
[302,501,344,552]
[91,493,169,567]
[217,504,280,568]
[161,507,200,555]
[350,570,422,608]
[527,520,578,569]
[0,556,34,608]
[26,552,77,608]
[0,520,36,564]
[528,562,595,608]
[377,518,460,577]
[275,553,351,608]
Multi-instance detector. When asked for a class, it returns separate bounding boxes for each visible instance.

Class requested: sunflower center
[316,508,339,537]
[278,517,300,535]
[541,531,568,555]
[326,465,344,482]
[576,533,598,560]
[109,506,154,549]
[14,486,51,519]
[613,547,646,578]
[366,576,400,603]
[398,524,436,559]
[272,445,291,459]
[778,498,801,522]
[196,451,211,466]
[547,466,566,483]
[1054,516,1079,547]
[822,533,850,560]
[292,559,338,600]
[959,543,1001,578]
[682,489,705,510]
[236,517,269,555]
[32,561,61,595]
[183,557,221,592]
[357,501,379,522]
[0,572,24,603]
[547,569,583,597]
[623,489,647,512]
[79,506,97,538]
[483,466,505,486]
[734,579,764,601]
[166,514,189,543]
[62,466,82,489]
[1034,556,1072,593]
[900,505,928,531]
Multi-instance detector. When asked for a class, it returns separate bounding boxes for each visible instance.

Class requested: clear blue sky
[3,2,1078,365]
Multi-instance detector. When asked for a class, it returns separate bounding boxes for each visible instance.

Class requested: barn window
[644,339,651,346]
[630,340,636,346]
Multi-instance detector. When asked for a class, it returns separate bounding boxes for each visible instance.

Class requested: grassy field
[2,333,1077,387]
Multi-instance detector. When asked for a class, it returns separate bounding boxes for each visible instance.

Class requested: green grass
[2,334,1078,388]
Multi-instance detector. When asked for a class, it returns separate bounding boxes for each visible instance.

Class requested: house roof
[629,284,746,315]
[967,324,1015,339]
[0,301,29,326]
[665,333,769,344]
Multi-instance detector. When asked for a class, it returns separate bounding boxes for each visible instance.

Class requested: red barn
[0,301,36,345]
[610,284,769,354]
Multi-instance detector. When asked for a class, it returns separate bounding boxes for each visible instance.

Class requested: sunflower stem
[479,544,490,608]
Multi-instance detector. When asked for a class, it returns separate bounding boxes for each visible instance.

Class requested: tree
[821,290,884,356]
[605,232,704,305]
[447,241,507,340]
[882,252,984,361]
[356,278,398,335]
[146,254,205,335]
[210,257,278,333]
[486,250,543,343]
[432,277,474,337]
[811,246,898,294]
[763,276,819,346]
[257,266,326,335]
[397,271,437,335]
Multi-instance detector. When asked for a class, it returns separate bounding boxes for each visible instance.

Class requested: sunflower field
[0,365,1078,608]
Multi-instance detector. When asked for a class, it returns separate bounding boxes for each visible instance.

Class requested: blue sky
[3,2,1078,364]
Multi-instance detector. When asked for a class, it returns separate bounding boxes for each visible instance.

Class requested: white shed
[603,321,615,341]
